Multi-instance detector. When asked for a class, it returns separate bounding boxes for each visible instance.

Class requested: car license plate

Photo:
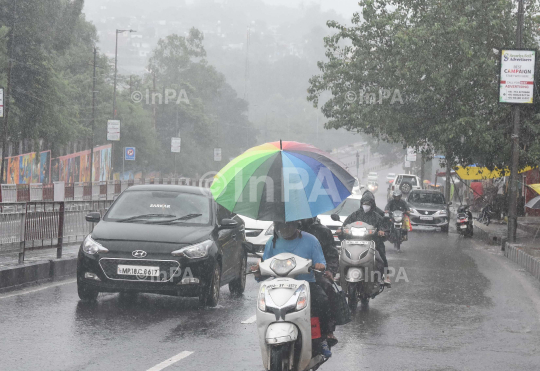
[460,225,468,229]
[420,216,433,221]
[117,265,160,277]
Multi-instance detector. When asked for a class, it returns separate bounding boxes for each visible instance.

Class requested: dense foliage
[308,0,540,170]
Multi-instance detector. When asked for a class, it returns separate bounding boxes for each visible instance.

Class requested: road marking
[0,279,76,300]
[241,315,257,324]
[146,351,194,371]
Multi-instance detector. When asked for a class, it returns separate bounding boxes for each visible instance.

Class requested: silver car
[407,190,450,232]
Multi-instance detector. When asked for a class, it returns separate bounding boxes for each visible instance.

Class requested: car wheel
[77,279,99,302]
[400,182,412,194]
[229,253,247,295]
[199,263,221,308]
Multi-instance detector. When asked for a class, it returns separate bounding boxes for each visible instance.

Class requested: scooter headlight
[295,284,308,311]
[258,286,266,312]
[270,258,296,276]
[344,248,352,259]
[351,227,367,237]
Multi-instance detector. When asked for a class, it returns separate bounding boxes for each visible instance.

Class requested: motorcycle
[456,205,473,237]
[386,210,407,251]
[250,252,331,371]
[333,216,388,309]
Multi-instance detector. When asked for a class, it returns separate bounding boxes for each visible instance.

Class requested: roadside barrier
[0,178,214,263]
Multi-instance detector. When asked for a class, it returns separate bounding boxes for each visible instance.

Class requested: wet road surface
[1,167,540,370]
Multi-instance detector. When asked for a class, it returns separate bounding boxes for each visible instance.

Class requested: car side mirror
[220,218,238,229]
[242,241,256,254]
[85,212,101,223]
[330,214,341,222]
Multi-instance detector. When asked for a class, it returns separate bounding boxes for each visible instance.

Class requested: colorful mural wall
[1,151,51,185]
[51,144,111,183]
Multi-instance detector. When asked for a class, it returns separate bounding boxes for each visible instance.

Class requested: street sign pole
[508,0,525,243]
[122,147,125,176]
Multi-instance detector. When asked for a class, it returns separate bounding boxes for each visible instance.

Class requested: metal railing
[0,178,214,263]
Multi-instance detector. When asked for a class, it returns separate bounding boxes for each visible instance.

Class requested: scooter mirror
[331,214,341,222]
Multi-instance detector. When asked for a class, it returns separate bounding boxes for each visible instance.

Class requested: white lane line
[146,351,194,371]
[241,315,257,324]
[0,279,76,300]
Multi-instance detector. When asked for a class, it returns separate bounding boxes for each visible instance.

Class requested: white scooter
[252,252,330,371]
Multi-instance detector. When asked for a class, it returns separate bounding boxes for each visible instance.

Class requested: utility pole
[90,47,97,183]
[152,71,157,130]
[508,0,524,242]
[356,151,360,180]
[0,0,17,184]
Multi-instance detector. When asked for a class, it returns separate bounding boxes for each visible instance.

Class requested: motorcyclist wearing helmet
[299,217,340,346]
[342,191,391,285]
[385,190,410,240]
[385,190,410,214]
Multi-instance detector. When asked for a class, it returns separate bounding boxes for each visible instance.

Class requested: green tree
[308,0,540,173]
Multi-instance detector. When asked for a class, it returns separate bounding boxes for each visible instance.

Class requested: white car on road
[238,216,273,256]
[318,194,363,246]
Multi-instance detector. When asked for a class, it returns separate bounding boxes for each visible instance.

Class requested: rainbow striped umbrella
[210,141,355,222]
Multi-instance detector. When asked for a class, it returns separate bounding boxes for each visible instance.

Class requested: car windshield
[409,192,445,204]
[321,198,362,215]
[105,190,211,224]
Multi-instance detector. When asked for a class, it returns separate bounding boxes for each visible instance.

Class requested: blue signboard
[125,147,136,161]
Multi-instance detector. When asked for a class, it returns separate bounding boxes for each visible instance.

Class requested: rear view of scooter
[456,205,473,237]
[334,218,388,310]
[252,252,331,371]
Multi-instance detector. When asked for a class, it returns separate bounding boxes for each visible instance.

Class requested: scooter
[335,220,388,309]
[387,210,407,251]
[456,205,473,237]
[252,252,331,371]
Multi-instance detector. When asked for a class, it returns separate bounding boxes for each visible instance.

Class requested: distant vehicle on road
[386,173,396,183]
[388,174,422,199]
[407,189,450,233]
[352,177,365,195]
[239,216,273,257]
[367,180,378,193]
[319,194,362,246]
[77,185,248,307]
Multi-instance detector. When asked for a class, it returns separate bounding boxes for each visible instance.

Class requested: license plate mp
[420,216,433,221]
[117,265,160,277]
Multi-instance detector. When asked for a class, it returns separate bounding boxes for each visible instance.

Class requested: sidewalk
[472,216,540,282]
[0,244,80,292]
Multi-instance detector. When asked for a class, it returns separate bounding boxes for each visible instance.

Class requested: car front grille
[417,210,437,215]
[99,258,180,282]
[245,229,263,237]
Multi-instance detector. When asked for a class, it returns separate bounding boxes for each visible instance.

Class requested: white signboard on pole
[171,137,181,153]
[214,148,222,161]
[406,147,417,162]
[0,88,4,118]
[500,50,536,104]
[107,120,121,141]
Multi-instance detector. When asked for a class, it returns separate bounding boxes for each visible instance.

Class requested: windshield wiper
[117,214,177,223]
[153,213,203,224]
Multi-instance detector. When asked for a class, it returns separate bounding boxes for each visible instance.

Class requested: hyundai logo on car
[132,250,147,258]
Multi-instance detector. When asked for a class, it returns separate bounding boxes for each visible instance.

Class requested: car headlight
[410,208,418,214]
[82,235,109,255]
[258,285,266,311]
[437,210,448,216]
[171,240,213,259]
[265,224,274,236]
[270,257,296,276]
[295,284,308,311]
[351,227,367,237]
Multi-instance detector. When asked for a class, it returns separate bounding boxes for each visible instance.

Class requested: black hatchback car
[77,185,247,307]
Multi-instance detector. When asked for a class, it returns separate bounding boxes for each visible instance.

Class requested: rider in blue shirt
[257,220,332,357]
